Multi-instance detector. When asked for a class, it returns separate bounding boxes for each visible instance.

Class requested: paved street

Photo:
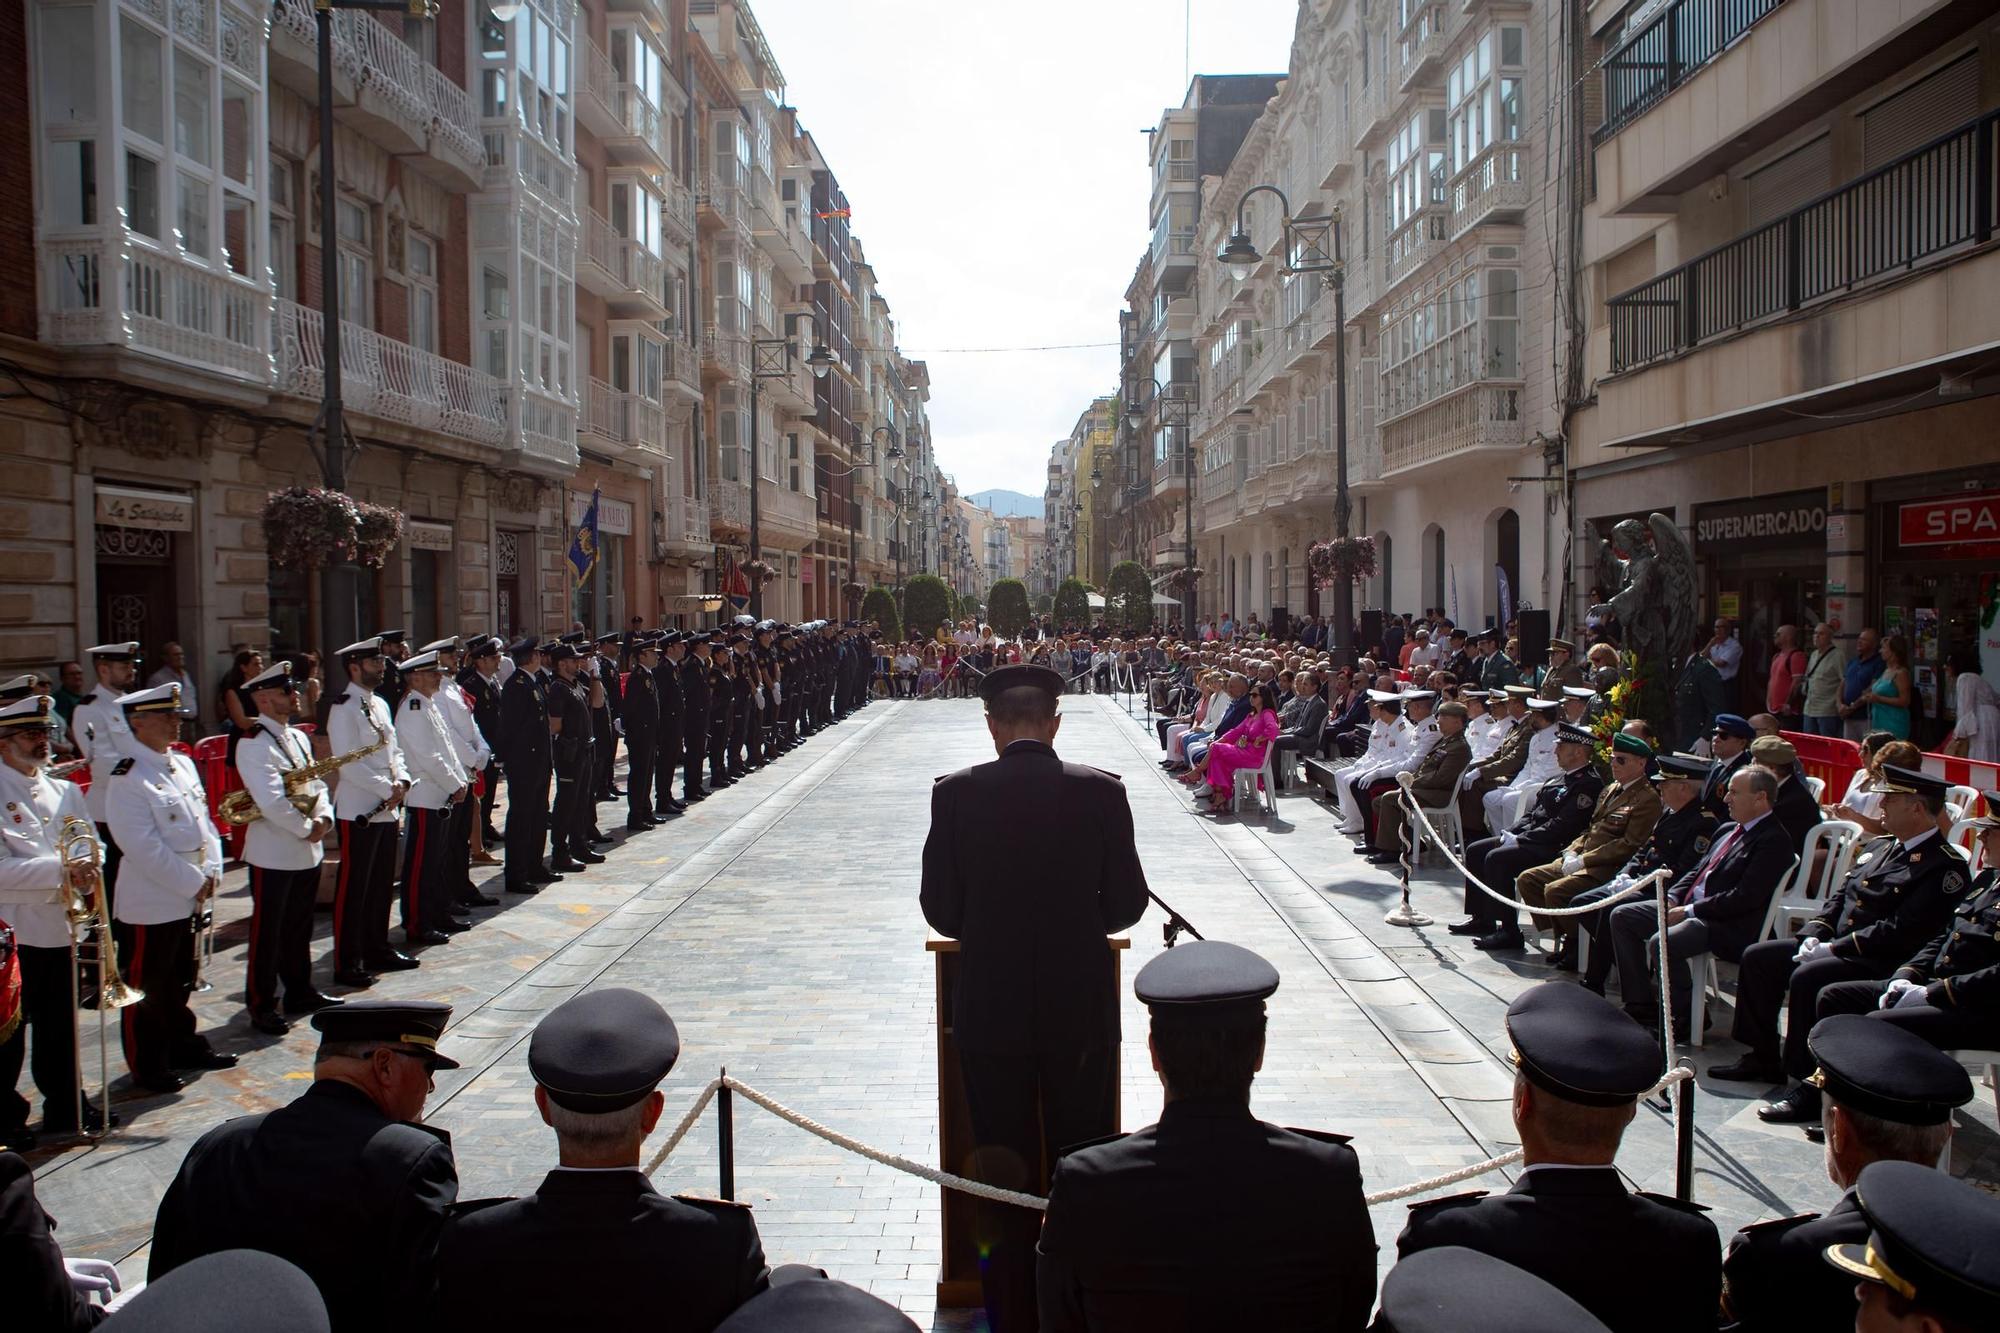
[24,694,1999,1329]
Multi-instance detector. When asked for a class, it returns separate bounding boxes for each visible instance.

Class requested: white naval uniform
[1466,713,1504,760]
[1484,723,1562,832]
[70,687,132,824]
[0,761,94,949]
[1334,716,1412,831]
[327,686,409,825]
[1383,715,1442,780]
[397,692,464,810]
[105,747,221,926]
[434,680,489,779]
[236,716,332,871]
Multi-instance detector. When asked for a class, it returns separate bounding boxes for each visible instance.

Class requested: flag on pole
[1449,565,1459,626]
[568,487,600,588]
[724,554,750,611]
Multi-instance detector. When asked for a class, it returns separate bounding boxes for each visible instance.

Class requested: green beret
[1612,732,1654,761]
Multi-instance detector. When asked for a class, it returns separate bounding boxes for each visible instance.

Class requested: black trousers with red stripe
[245,865,319,1016]
[333,818,400,972]
[400,806,453,936]
[0,943,81,1131]
[115,917,205,1084]
[447,797,477,904]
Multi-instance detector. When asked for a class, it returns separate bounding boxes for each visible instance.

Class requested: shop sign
[1897,489,2000,556]
[1691,491,1826,550]
[568,492,633,536]
[407,520,454,552]
[94,484,193,532]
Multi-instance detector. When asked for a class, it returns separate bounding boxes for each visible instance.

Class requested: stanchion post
[1384,786,1434,927]
[1674,1057,1696,1202]
[717,1065,736,1201]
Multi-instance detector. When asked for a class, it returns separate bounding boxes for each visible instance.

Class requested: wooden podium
[926,932,1129,1308]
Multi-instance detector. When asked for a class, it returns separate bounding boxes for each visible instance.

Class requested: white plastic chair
[1692,849,1802,1048]
[1231,745,1278,816]
[1410,800,1464,869]
[1804,775,1825,802]
[1950,817,1995,875]
[1768,820,1864,937]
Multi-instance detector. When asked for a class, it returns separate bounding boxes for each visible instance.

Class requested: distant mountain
[966,488,1043,518]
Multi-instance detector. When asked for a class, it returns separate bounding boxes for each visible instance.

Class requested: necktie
[1685,825,1744,904]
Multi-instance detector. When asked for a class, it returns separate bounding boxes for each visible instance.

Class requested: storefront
[1871,465,2000,741]
[92,483,195,650]
[1691,489,1827,710]
[569,490,633,633]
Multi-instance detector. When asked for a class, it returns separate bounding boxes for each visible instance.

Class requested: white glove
[1878,978,1920,1009]
[613,719,625,737]
[1793,936,1825,963]
[1460,767,1482,790]
[1562,852,1584,876]
[1893,983,1933,1011]
[66,1256,121,1299]
[1500,831,1518,850]
[1396,771,1415,790]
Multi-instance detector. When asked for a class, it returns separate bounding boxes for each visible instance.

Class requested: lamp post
[308,0,436,657]
[749,313,834,619]
[823,436,880,619]
[1124,376,1197,633]
[1218,187,1349,664]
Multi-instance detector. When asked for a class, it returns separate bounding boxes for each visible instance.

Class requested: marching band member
[237,662,340,1035]
[327,638,412,989]
[0,696,103,1142]
[421,638,493,914]
[394,653,469,948]
[71,641,139,915]
[106,682,235,1091]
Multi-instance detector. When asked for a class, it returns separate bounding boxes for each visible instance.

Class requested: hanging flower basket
[263,487,406,571]
[1308,536,1376,588]
[840,580,868,599]
[744,558,779,586]
[1163,566,1204,596]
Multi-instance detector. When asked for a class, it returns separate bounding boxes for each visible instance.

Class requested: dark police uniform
[456,653,504,843]
[1722,1015,1974,1332]
[1575,760,1720,992]
[1036,941,1374,1332]
[1822,1158,2000,1328]
[546,654,593,869]
[1375,1246,1613,1333]
[681,644,712,801]
[707,647,733,787]
[148,1002,459,1333]
[621,640,661,829]
[920,664,1150,1332]
[1812,858,2000,1051]
[652,636,687,815]
[1,1150,106,1330]
[1396,985,1720,1333]
[593,638,623,801]
[1459,731,1606,941]
[498,641,553,892]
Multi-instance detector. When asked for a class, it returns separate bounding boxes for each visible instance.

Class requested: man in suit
[1396,984,1720,1333]
[1718,1015,1972,1333]
[1450,722,1605,952]
[1747,735,1821,855]
[1269,669,1329,791]
[1512,732,1665,968]
[1674,649,1730,753]
[1369,699,1474,862]
[920,663,1150,1332]
[1036,941,1374,1331]
[434,989,767,1330]
[497,638,556,895]
[1719,765,1972,1118]
[621,634,663,831]
[149,1001,460,1332]
[1609,764,1796,1042]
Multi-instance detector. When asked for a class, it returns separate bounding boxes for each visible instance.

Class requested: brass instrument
[217,728,388,826]
[189,896,216,994]
[60,815,140,1139]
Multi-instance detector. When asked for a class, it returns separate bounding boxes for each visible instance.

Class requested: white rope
[1398,788,1674,918]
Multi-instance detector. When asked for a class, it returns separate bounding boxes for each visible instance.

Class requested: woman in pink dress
[1192,681,1280,811]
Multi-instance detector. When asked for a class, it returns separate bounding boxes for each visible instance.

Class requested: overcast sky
[751,0,1301,498]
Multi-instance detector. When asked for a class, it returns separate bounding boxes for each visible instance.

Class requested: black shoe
[661,799,687,814]
[1803,1124,1826,1144]
[1709,1055,1784,1084]
[0,1124,35,1151]
[284,991,344,1016]
[460,892,501,907]
[1363,850,1399,863]
[505,881,542,895]
[334,969,378,988]
[551,858,586,874]
[627,820,657,832]
[588,834,613,848]
[481,827,504,845]
[249,1010,290,1036]
[131,1072,188,1095]
[366,951,420,972]
[439,919,473,935]
[1756,1086,1823,1125]
[575,849,607,864]
[1446,919,1487,937]
[1549,939,1578,972]
[409,929,451,946]
[177,1048,239,1071]
[1472,930,1526,952]
[528,868,558,885]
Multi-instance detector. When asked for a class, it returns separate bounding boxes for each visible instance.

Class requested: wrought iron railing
[1597,0,1785,142]
[1607,106,2000,373]
[275,299,508,447]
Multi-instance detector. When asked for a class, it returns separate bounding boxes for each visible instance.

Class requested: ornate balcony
[710,477,751,533]
[580,37,673,173]
[275,299,512,450]
[659,492,712,557]
[701,322,749,383]
[1397,3,1451,93]
[1447,143,1529,239]
[1385,208,1449,291]
[1380,380,1525,479]
[40,236,270,386]
[583,375,668,465]
[579,207,669,319]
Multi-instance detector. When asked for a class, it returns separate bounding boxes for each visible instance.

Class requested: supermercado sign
[1692,492,1826,550]
[1898,489,2000,554]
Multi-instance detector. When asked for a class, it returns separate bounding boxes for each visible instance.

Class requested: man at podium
[920,663,1150,1332]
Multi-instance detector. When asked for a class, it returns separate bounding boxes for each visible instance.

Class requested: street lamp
[1218,184,1350,664]
[748,312,831,618]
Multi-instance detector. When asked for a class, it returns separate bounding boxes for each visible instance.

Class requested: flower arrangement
[840,580,867,599]
[1308,535,1376,588]
[263,487,406,570]
[743,558,779,585]
[1164,565,1204,595]
[1591,650,1651,766]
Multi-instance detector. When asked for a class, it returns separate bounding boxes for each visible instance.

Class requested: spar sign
[1898,490,2000,557]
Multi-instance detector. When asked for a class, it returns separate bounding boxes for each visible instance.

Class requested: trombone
[60,815,140,1138]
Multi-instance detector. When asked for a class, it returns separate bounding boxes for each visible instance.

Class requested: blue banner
[568,487,600,588]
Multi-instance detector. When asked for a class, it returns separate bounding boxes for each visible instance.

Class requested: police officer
[652,632,688,816]
[0,696,104,1141]
[326,637,413,988]
[1719,765,1968,1124]
[544,644,597,873]
[1453,722,1607,951]
[919,662,1150,1331]
[395,652,470,947]
[107,682,236,1092]
[1572,752,1719,996]
[681,633,712,803]
[433,989,768,1329]
[456,638,505,848]
[237,662,340,1035]
[1514,731,1666,968]
[592,632,623,802]
[712,1277,919,1332]
[498,637,555,894]
[1396,984,1720,1333]
[1700,714,1755,821]
[707,635,734,790]
[149,1000,461,1332]
[1375,1248,1612,1333]
[1823,1159,2000,1329]
[1719,1015,1973,1332]
[621,634,662,831]
[1036,940,1374,1331]
[72,641,140,915]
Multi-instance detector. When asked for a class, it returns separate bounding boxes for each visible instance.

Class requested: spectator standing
[290,653,323,728]
[1763,624,1807,731]
[1799,622,1846,737]
[52,661,85,728]
[1867,636,1915,740]
[1945,647,2000,762]
[1706,616,1743,686]
[1672,645,1728,753]
[1838,628,1886,740]
[146,641,202,738]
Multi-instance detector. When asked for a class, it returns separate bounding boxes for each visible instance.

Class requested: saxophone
[218,723,389,826]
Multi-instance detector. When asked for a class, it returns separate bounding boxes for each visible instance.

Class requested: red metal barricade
[192,734,244,858]
[1780,730,1864,806]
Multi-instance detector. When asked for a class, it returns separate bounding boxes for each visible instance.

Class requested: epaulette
[1407,1189,1487,1211]
[407,697,422,710]
[673,1192,754,1212]
[110,758,135,776]
[1732,1211,1818,1236]
[78,693,98,705]
[1054,1129,1129,1159]
[1635,1189,1712,1214]
[327,690,350,705]
[445,1195,517,1219]
[1283,1126,1355,1147]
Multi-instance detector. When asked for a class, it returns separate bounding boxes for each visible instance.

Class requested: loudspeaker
[1359,609,1384,657]
[1517,608,1551,668]
[1270,606,1289,641]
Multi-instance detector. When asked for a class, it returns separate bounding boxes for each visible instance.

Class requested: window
[126,151,160,237]
[39,9,95,126]
[176,169,209,255]
[269,158,295,297]
[787,433,801,491]
[1447,27,1526,177]
[49,142,97,229]
[336,196,373,327]
[173,53,209,166]
[121,19,163,144]
[1168,137,1194,181]
[408,233,438,353]
[482,265,510,376]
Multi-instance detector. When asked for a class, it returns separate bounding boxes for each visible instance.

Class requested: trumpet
[60,815,140,1139]
[189,892,216,994]
[217,728,388,826]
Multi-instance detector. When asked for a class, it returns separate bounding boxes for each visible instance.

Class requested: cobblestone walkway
[22,695,1997,1329]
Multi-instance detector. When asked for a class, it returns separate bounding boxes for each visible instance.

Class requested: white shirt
[0,760,96,948]
[1506,723,1562,793]
[434,680,488,776]
[328,685,409,824]
[107,745,221,924]
[1708,635,1743,681]
[397,691,464,810]
[146,666,201,719]
[1385,714,1443,777]
[237,715,332,871]
[71,684,132,823]
[1354,716,1413,783]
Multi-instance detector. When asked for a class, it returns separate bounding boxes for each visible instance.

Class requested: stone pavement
[19,693,1998,1330]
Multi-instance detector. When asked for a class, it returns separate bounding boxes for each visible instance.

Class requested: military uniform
[652,636,687,815]
[423,640,487,914]
[394,656,469,943]
[1458,736,1606,942]
[592,638,623,801]
[1456,695,1538,832]
[545,652,594,870]
[328,640,412,980]
[621,638,662,829]
[236,673,335,1026]
[680,644,712,801]
[1812,860,2000,1050]
[456,651,504,844]
[1371,718,1473,857]
[1516,776,1664,932]
[71,642,139,914]
[706,647,733,788]
[1573,769,1719,993]
[498,641,553,891]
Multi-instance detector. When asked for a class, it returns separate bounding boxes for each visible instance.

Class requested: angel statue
[1588,514,1699,678]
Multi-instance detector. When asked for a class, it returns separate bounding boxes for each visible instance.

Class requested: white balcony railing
[581,207,667,307]
[583,375,667,454]
[710,478,751,530]
[511,387,581,469]
[702,322,749,381]
[662,492,711,548]
[41,235,270,384]
[275,299,510,447]
[1381,381,1525,476]
[1385,209,1448,289]
[1447,143,1529,236]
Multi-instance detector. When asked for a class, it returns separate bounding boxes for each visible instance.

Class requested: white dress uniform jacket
[0,762,96,948]
[1505,721,1562,795]
[1351,716,1414,785]
[327,686,409,824]
[235,716,332,872]
[434,680,489,777]
[396,693,463,811]
[1383,715,1442,778]
[106,747,222,926]
[1467,713,1507,761]
[70,687,132,823]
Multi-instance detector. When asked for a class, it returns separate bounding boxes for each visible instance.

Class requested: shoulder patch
[78,693,98,705]
[1734,1211,1819,1235]
[1407,1189,1487,1211]
[1635,1189,1712,1214]
[111,758,135,775]
[1691,835,1712,855]
[1943,870,1969,897]
[1282,1125,1355,1147]
[673,1192,754,1212]
[408,697,423,710]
